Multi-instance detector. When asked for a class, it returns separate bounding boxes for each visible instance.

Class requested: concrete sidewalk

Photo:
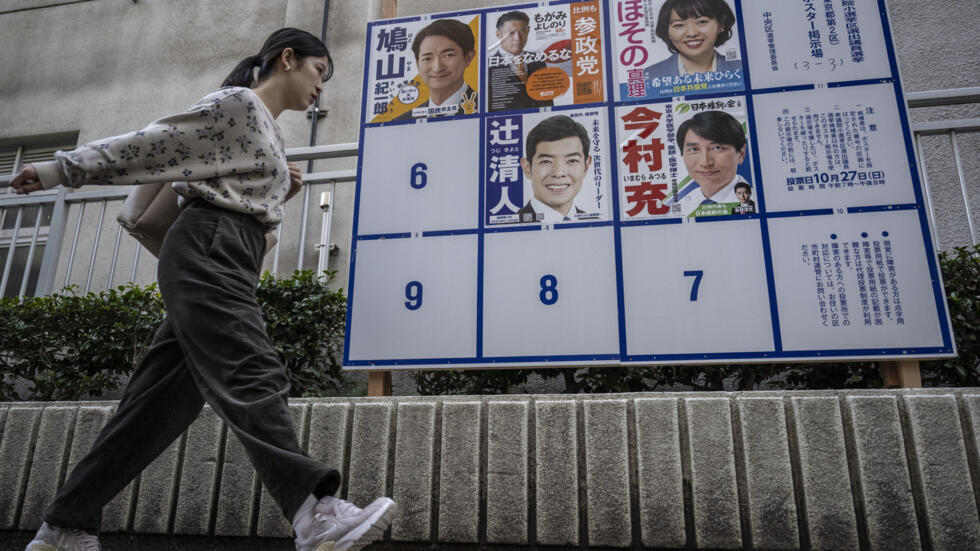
[2,390,979,549]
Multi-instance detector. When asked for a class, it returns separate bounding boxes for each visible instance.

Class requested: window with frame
[0,136,76,297]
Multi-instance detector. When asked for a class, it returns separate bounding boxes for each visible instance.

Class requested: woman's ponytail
[222,54,264,88]
[221,28,331,88]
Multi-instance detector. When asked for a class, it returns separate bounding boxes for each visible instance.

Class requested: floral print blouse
[34,87,290,228]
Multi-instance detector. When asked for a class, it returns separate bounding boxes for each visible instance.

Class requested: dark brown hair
[655,0,735,55]
[526,115,590,162]
[222,27,332,87]
[411,19,475,60]
[676,110,745,151]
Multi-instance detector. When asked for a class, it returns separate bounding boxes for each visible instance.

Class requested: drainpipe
[308,0,331,162]
[296,0,332,272]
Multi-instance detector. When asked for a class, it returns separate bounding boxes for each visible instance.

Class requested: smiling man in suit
[396,18,477,120]
[518,115,593,223]
[488,11,553,111]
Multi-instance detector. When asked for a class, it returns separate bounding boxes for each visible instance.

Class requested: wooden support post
[368,371,392,396]
[382,0,397,18]
[881,360,922,389]
[367,0,396,398]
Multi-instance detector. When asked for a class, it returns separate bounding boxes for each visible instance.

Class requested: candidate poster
[365,14,482,123]
[616,95,753,221]
[484,1,605,112]
[485,108,611,226]
[612,0,744,102]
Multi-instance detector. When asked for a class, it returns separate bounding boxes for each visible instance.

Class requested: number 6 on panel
[410,162,427,189]
[405,281,423,310]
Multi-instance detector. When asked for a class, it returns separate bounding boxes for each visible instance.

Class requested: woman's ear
[280,47,296,70]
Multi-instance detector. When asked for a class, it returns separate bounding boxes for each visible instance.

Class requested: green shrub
[0,270,348,401]
[414,244,980,395]
[415,368,531,396]
[256,270,348,397]
[921,245,980,386]
[0,283,164,401]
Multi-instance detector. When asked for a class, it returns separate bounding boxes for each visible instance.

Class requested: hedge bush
[255,270,347,397]
[2,246,977,400]
[923,244,980,386]
[0,270,347,401]
[414,244,980,395]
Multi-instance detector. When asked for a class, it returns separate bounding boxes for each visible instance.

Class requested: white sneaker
[294,495,396,551]
[25,522,101,551]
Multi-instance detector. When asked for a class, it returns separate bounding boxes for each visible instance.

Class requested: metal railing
[0,143,357,298]
[1,88,977,299]
[907,87,980,247]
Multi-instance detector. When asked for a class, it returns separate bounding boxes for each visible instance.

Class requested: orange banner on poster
[570,1,603,104]
[526,67,571,101]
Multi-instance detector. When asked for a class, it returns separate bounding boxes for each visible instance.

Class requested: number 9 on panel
[347,235,478,362]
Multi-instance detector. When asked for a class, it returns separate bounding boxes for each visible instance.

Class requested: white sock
[292,494,318,528]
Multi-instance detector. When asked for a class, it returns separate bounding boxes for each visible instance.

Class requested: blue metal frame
[734,0,783,353]
[343,0,956,370]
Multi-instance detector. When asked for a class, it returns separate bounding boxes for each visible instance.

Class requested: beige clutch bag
[117,183,277,258]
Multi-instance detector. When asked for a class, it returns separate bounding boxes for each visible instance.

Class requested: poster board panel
[359,119,481,236]
[482,226,621,358]
[621,219,775,358]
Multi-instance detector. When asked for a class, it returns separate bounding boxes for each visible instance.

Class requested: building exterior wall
[886,0,980,250]
[1,0,977,294]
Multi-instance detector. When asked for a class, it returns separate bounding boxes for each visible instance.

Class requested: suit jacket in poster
[517,200,585,223]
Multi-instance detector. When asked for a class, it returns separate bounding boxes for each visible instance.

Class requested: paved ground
[1,532,291,551]
[1,532,601,550]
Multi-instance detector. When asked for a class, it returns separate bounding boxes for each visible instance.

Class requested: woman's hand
[10,164,43,195]
[285,162,304,202]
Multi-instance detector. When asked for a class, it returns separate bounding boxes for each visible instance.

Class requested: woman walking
[11,28,394,551]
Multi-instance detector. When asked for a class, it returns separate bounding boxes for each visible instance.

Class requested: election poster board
[344,0,955,370]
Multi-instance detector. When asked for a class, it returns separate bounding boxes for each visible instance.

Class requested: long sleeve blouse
[33,87,290,228]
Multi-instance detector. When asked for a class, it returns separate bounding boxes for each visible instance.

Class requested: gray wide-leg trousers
[44,199,340,532]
